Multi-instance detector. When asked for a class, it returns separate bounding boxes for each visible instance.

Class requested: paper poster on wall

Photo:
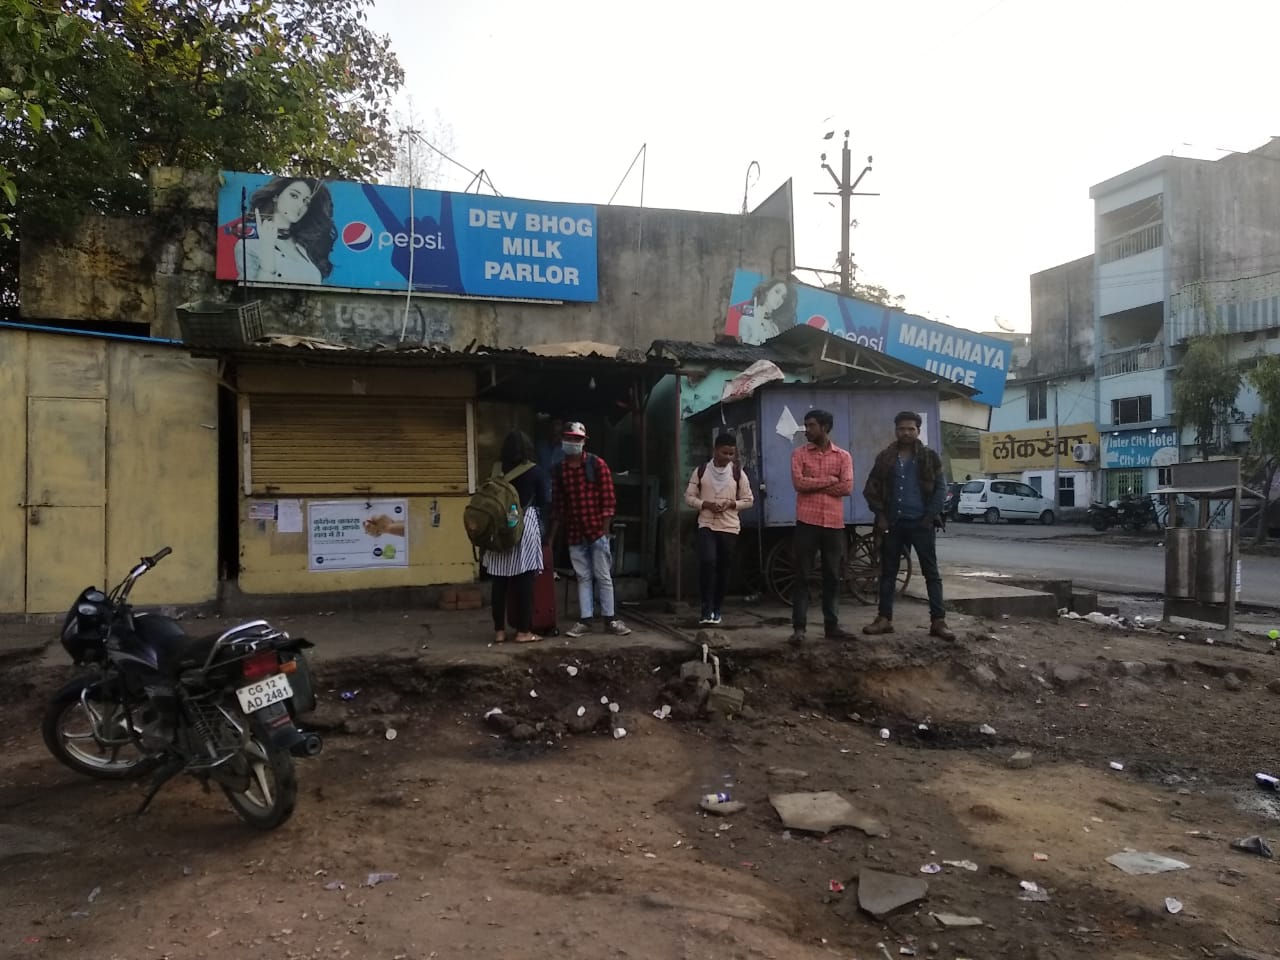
[308,500,409,571]
[249,501,277,521]
[277,499,304,534]
[775,405,802,441]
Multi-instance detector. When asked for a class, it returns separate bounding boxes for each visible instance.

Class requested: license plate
[235,674,294,713]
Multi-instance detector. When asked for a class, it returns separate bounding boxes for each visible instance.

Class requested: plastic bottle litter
[920,863,942,874]
[879,728,891,740]
[1256,772,1279,791]
[576,706,586,718]
[87,886,101,904]
[703,792,731,804]
[1109,761,1125,771]
[612,727,627,739]
[608,702,620,714]
[340,690,359,702]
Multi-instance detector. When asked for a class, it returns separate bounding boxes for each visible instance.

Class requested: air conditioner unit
[1072,442,1097,463]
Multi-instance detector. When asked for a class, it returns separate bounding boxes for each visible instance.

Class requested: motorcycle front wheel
[42,675,160,781]
[221,735,297,830]
[1090,514,1109,532]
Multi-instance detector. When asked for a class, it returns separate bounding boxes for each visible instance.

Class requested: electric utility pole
[815,131,877,295]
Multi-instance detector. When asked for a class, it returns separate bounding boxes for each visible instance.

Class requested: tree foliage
[1,0,405,316]
[1245,353,1280,542]
[1172,334,1241,460]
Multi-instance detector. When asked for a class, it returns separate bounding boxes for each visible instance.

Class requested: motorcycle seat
[132,614,225,675]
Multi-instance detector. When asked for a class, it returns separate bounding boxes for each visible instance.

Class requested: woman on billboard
[229,177,337,284]
[724,278,798,345]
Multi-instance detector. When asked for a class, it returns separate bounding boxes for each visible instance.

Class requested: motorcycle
[42,547,322,830]
[1087,499,1120,531]
[1117,494,1161,532]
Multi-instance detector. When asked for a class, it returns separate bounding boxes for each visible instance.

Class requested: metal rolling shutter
[248,395,469,494]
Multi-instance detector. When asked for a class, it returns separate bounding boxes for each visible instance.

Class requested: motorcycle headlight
[77,603,99,617]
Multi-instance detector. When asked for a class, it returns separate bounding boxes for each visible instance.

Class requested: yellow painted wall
[0,329,218,613]
[237,495,477,594]
[105,346,219,605]
[0,334,29,611]
[235,362,479,595]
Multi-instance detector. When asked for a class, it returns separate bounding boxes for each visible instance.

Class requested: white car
[957,479,1056,525]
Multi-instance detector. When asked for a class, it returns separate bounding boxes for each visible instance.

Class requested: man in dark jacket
[861,411,955,640]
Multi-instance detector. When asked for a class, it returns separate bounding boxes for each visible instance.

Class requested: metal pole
[840,134,851,294]
[1052,380,1060,508]
[673,374,683,603]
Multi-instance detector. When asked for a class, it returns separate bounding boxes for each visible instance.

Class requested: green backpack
[463,462,534,552]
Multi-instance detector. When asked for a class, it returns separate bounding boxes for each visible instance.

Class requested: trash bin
[1164,528,1196,599]
[1194,529,1230,603]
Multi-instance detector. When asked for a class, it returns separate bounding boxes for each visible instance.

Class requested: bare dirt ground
[2,604,1279,960]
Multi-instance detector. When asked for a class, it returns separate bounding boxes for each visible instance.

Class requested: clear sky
[366,0,1280,333]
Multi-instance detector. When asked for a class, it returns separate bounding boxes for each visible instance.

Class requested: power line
[406,132,502,196]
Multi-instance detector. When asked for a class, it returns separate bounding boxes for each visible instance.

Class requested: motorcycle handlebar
[149,546,173,566]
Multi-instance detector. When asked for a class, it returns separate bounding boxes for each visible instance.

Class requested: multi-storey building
[985,139,1280,514]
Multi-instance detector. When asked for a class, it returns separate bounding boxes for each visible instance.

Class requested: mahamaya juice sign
[216,171,598,302]
[723,270,1012,406]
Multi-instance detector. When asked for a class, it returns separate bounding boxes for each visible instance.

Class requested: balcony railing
[1099,222,1163,265]
[1099,342,1164,376]
[1170,271,1280,342]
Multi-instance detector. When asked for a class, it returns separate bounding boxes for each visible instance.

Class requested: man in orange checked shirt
[788,408,854,646]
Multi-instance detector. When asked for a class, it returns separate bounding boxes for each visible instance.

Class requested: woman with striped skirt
[483,430,549,644]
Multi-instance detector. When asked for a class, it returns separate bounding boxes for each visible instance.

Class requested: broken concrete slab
[857,868,928,917]
[931,912,984,928]
[1007,750,1034,770]
[769,791,890,838]
[707,684,745,715]
[1105,851,1191,875]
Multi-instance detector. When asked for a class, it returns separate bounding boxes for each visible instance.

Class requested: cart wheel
[845,531,913,604]
[764,538,821,605]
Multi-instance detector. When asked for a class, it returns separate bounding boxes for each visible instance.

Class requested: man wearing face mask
[549,422,632,638]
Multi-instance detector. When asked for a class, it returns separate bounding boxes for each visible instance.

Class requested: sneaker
[824,625,854,641]
[787,630,806,647]
[607,619,633,637]
[565,621,591,638]
[710,612,723,625]
[698,613,715,627]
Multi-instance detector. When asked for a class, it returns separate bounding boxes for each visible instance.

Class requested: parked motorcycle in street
[1087,495,1162,533]
[43,547,321,829]
[1087,499,1120,531]
[1117,494,1162,532]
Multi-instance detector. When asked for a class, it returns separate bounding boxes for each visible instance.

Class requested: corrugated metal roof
[648,339,801,365]
[192,335,673,371]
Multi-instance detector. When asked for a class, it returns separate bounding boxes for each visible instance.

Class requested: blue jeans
[569,536,615,620]
[879,518,944,620]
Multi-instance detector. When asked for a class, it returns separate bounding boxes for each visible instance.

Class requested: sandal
[493,631,508,644]
[513,633,543,644]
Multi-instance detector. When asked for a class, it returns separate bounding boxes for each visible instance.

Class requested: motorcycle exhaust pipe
[290,732,324,757]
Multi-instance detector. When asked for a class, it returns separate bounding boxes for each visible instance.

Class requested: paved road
[936,523,1280,608]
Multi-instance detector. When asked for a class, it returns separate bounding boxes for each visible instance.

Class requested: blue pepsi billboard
[724,269,1010,406]
[216,171,598,302]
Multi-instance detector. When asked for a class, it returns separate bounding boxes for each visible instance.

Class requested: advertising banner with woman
[216,171,599,302]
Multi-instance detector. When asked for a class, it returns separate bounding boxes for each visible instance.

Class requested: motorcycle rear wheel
[42,675,159,781]
[222,735,297,830]
[1090,514,1109,532]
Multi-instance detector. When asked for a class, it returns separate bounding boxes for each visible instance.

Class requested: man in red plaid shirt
[789,408,854,645]
[550,421,632,638]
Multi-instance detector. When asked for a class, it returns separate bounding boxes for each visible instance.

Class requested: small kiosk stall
[1155,458,1262,641]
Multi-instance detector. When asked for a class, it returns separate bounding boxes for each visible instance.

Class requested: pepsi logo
[342,221,374,251]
